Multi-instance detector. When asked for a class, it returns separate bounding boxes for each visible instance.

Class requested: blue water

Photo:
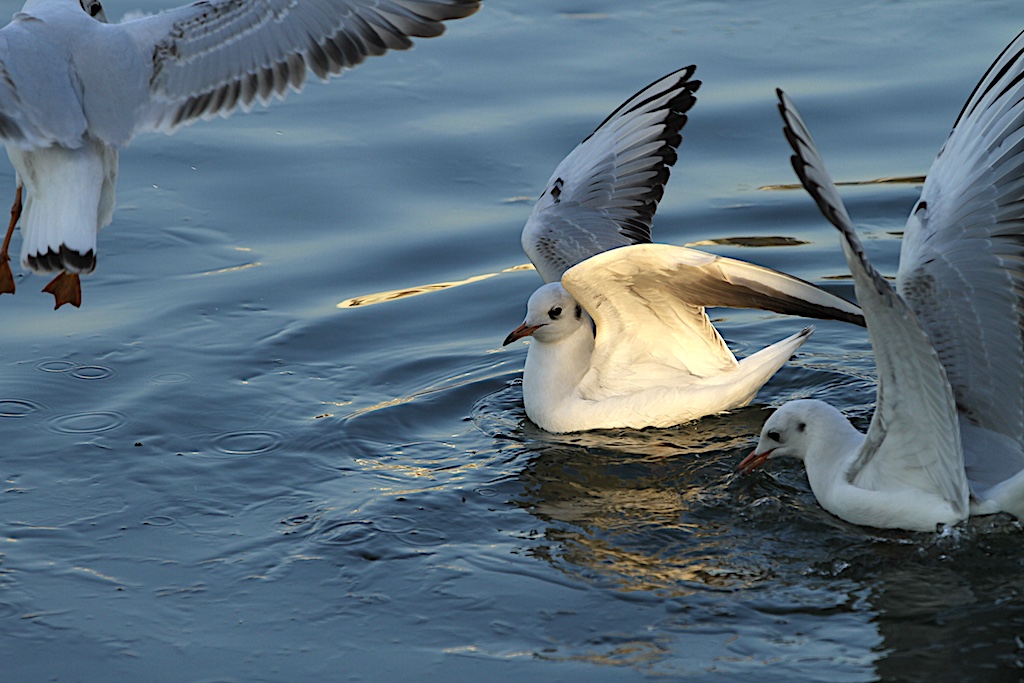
[3,1,1024,680]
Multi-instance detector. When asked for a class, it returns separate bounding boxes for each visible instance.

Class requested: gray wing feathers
[126,0,480,134]
[778,89,970,517]
[898,28,1024,458]
[522,67,700,283]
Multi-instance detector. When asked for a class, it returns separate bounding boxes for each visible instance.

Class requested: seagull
[738,31,1024,531]
[503,67,865,434]
[0,0,480,308]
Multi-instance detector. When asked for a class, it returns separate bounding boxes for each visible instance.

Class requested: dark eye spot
[767,430,780,442]
[89,1,103,15]
[574,304,582,319]
[548,306,562,320]
[797,422,806,433]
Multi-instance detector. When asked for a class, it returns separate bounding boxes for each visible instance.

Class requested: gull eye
[767,430,781,442]
[82,0,103,17]
[797,422,806,433]
[548,306,562,320]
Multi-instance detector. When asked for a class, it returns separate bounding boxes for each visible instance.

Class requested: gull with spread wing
[0,0,480,308]
[739,30,1024,531]
[503,67,865,434]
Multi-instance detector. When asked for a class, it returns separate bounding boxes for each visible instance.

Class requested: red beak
[736,448,774,474]
[503,323,541,346]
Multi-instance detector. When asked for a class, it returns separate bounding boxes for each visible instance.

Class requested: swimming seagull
[738,31,1024,531]
[0,0,480,308]
[503,67,865,434]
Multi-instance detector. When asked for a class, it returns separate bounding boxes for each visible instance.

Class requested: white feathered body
[1,1,137,271]
[520,300,812,433]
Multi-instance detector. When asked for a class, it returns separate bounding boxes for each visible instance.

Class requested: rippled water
[3,1,1024,680]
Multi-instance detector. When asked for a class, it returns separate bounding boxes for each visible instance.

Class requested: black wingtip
[775,89,891,311]
[588,66,701,135]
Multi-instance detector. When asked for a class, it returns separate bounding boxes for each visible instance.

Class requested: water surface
[3,1,1024,680]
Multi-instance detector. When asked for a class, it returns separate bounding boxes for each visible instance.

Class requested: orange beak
[503,323,541,346]
[736,448,774,474]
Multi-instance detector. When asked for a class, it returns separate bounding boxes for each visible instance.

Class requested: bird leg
[42,271,81,309]
[0,184,21,296]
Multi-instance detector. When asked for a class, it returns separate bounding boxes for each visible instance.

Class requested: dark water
[3,1,1024,680]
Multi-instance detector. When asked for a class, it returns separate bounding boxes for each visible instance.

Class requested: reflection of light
[339,361,498,419]
[194,261,262,276]
[343,396,411,418]
[533,524,766,594]
[513,410,775,595]
[549,640,665,667]
[353,452,487,494]
[354,457,443,480]
[443,645,536,660]
[759,174,925,191]
[337,264,535,308]
[339,371,475,420]
[531,480,762,591]
[72,566,122,584]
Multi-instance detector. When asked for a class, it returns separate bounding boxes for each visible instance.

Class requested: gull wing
[112,0,479,137]
[522,67,700,283]
[895,28,1024,484]
[560,242,863,392]
[778,89,969,517]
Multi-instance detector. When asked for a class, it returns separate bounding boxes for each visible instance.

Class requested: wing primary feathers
[138,0,481,134]
[521,67,702,282]
[953,28,1024,130]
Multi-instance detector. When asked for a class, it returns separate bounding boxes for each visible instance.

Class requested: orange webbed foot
[0,254,14,296]
[42,271,81,309]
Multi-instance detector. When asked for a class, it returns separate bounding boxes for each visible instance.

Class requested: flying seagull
[0,0,480,308]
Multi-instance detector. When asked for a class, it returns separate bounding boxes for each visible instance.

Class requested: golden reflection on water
[337,264,535,308]
[545,639,668,667]
[759,174,925,191]
[535,529,764,593]
[513,408,773,595]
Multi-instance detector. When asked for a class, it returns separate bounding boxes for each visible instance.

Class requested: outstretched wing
[778,89,969,517]
[522,67,700,283]
[895,28,1024,486]
[561,242,863,392]
[116,0,479,136]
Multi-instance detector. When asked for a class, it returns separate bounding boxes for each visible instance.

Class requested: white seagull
[0,0,480,308]
[503,67,865,434]
[738,31,1024,531]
